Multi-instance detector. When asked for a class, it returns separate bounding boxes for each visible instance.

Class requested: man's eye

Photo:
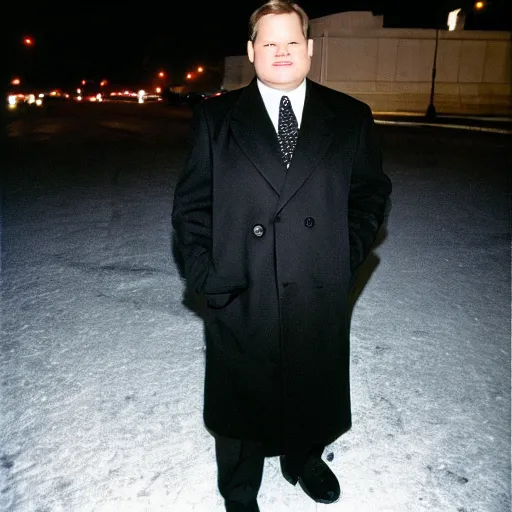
[289,42,298,45]
[264,43,275,47]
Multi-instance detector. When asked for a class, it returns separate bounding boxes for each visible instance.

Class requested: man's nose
[275,44,290,56]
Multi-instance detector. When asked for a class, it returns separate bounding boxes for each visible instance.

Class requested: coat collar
[230,78,335,206]
[230,78,286,195]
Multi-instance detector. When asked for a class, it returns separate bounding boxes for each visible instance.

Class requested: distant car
[185,90,225,108]
[40,89,71,108]
[6,89,44,111]
[137,90,162,103]
[75,80,104,103]
[163,90,188,106]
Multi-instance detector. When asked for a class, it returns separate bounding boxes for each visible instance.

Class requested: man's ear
[307,38,314,57]
[247,40,255,63]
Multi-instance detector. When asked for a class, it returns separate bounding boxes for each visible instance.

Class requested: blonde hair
[248,0,309,42]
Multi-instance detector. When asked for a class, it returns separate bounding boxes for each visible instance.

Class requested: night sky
[4,0,511,90]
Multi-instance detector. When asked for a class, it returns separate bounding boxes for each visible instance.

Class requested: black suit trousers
[215,435,265,506]
[214,435,325,506]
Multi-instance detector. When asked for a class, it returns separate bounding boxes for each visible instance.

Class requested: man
[171,1,392,510]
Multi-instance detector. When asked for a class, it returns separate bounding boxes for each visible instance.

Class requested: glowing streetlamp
[447,8,463,31]
[186,73,193,80]
[11,78,21,85]
[197,66,204,73]
[158,71,165,78]
[474,1,484,9]
[23,37,34,46]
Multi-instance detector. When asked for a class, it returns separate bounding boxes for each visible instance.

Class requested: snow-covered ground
[1,105,510,511]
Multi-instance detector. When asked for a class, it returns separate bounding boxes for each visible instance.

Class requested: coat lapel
[230,79,287,195]
[276,80,335,212]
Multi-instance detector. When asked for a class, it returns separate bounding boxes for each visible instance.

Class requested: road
[1,101,510,512]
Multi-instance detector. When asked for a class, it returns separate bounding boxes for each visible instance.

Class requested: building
[223,11,512,115]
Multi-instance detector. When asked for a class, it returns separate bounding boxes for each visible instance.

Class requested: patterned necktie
[277,95,299,167]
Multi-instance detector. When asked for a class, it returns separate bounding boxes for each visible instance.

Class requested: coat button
[304,217,315,228]
[252,224,265,237]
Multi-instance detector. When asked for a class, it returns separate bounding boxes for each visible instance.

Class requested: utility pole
[425,27,440,121]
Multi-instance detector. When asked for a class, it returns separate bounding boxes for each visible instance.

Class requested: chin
[266,72,302,85]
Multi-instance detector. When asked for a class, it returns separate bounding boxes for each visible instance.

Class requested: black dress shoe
[224,499,260,511]
[280,454,340,504]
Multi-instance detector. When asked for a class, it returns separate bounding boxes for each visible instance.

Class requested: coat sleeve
[348,105,392,275]
[171,104,212,294]
[172,103,247,308]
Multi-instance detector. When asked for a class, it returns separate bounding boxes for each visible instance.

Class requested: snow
[1,105,510,511]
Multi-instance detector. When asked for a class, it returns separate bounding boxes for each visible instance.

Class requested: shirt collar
[256,78,307,129]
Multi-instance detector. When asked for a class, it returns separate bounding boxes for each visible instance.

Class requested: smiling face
[247,12,313,91]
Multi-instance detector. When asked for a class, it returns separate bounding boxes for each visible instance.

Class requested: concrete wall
[223,12,512,115]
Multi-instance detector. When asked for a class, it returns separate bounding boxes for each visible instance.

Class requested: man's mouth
[273,61,293,67]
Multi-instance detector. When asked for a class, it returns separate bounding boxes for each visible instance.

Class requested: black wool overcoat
[172,78,392,455]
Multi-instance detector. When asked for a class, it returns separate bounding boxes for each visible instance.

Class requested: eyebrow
[260,39,301,44]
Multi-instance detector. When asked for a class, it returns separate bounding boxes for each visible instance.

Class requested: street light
[186,73,193,79]
[23,37,34,46]
[197,66,204,73]
[11,78,21,85]
[158,71,165,78]
[426,2,484,119]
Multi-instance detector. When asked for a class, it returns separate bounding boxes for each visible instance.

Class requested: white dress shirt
[257,78,306,133]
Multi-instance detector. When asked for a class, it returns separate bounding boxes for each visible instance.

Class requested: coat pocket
[203,263,248,309]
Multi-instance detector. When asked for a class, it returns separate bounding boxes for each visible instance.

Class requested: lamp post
[426,27,440,121]
[426,1,486,120]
